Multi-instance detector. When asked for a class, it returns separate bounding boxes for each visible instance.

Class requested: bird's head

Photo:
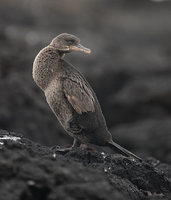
[50,33,91,54]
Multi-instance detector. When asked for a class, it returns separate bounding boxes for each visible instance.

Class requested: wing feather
[63,78,95,114]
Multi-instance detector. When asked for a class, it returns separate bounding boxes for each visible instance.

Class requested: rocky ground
[0,129,171,200]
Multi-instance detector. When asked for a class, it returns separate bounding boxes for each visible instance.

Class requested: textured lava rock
[0,129,170,200]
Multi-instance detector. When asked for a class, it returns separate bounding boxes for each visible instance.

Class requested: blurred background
[0,0,171,164]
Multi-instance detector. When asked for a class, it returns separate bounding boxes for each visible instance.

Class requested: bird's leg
[52,138,81,152]
[72,138,81,148]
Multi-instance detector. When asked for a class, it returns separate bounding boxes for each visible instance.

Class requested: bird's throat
[58,51,65,58]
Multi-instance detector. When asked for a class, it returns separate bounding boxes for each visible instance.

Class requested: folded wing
[63,78,95,114]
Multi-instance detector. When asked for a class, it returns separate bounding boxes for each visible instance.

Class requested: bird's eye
[68,41,74,45]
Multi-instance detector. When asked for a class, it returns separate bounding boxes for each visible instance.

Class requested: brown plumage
[32,33,142,161]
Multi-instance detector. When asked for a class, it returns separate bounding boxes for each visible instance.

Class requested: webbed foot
[50,138,81,153]
[80,144,97,152]
[51,146,73,152]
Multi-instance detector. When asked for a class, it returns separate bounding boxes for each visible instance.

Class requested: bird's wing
[63,77,95,114]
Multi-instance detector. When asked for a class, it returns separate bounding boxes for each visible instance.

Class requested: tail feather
[107,140,142,161]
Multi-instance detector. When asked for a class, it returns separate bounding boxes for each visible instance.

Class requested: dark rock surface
[0,129,171,200]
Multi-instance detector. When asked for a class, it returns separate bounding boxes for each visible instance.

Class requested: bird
[32,33,142,161]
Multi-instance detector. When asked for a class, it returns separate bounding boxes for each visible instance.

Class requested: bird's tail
[107,140,142,161]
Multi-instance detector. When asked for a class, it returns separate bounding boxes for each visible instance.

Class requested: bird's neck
[32,46,61,90]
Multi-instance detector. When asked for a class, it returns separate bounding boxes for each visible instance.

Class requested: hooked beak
[70,44,91,54]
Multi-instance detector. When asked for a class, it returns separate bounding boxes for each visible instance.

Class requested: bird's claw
[50,145,73,153]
